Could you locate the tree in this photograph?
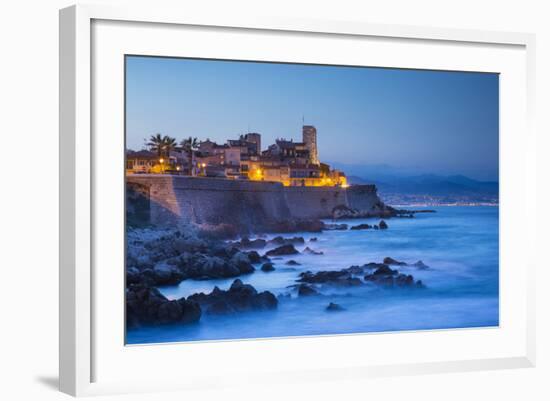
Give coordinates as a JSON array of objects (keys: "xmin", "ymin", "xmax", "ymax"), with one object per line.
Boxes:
[
  {"xmin": 163, "ymin": 136, "xmax": 177, "ymax": 156},
  {"xmin": 147, "ymin": 133, "xmax": 165, "ymax": 158},
  {"xmin": 147, "ymin": 133, "xmax": 177, "ymax": 158},
  {"xmin": 181, "ymin": 136, "xmax": 199, "ymax": 160},
  {"xmin": 180, "ymin": 137, "xmax": 200, "ymax": 176}
]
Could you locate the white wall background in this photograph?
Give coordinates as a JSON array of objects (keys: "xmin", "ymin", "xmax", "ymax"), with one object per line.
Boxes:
[{"xmin": 0, "ymin": 0, "xmax": 547, "ymax": 400}]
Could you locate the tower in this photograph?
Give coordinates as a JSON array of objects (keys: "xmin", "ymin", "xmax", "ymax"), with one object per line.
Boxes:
[
  {"xmin": 244, "ymin": 133, "xmax": 261, "ymax": 155},
  {"xmin": 302, "ymin": 125, "xmax": 319, "ymax": 165}
]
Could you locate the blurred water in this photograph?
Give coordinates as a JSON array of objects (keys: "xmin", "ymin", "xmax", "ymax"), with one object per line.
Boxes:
[{"xmin": 127, "ymin": 206, "xmax": 499, "ymax": 344}]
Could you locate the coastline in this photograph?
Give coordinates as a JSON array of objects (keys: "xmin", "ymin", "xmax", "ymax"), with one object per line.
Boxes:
[{"xmin": 126, "ymin": 206, "xmax": 499, "ymax": 343}]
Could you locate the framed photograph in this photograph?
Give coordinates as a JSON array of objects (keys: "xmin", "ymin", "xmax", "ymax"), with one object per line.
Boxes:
[{"xmin": 59, "ymin": 4, "xmax": 536, "ymax": 396}]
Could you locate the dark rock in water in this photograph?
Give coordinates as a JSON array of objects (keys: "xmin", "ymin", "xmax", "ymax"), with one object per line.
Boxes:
[
  {"xmin": 364, "ymin": 268, "xmax": 419, "ymax": 288},
  {"xmin": 286, "ymin": 260, "xmax": 301, "ymax": 266},
  {"xmin": 343, "ymin": 265, "xmax": 365, "ymax": 275},
  {"xmin": 298, "ymin": 270, "xmax": 363, "ymax": 287},
  {"xmin": 324, "ymin": 223, "xmax": 349, "ymax": 231},
  {"xmin": 373, "ymin": 265, "xmax": 397, "ymax": 275},
  {"xmin": 209, "ymin": 244, "xmax": 240, "ymax": 259},
  {"xmin": 293, "ymin": 220, "xmax": 325, "ymax": 233},
  {"xmin": 230, "ymin": 252, "xmax": 256, "ymax": 273},
  {"xmin": 126, "ymin": 284, "xmax": 201, "ymax": 328},
  {"xmin": 373, "ymin": 225, "xmax": 379, "ymax": 230},
  {"xmin": 395, "ymin": 274, "xmax": 415, "ymax": 286},
  {"xmin": 303, "ymin": 247, "xmax": 324, "ymax": 255},
  {"xmin": 137, "ymin": 263, "xmax": 185, "ymax": 286},
  {"xmin": 383, "ymin": 257, "xmax": 407, "ymax": 266},
  {"xmin": 265, "ymin": 244, "xmax": 299, "ymax": 256},
  {"xmin": 238, "ymin": 237, "xmax": 267, "ymax": 249},
  {"xmin": 297, "ymin": 283, "xmax": 319, "ymax": 297},
  {"xmin": 270, "ymin": 219, "xmax": 324, "ymax": 233},
  {"xmin": 246, "ymin": 250, "xmax": 262, "ymax": 264},
  {"xmin": 379, "ymin": 220, "xmax": 389, "ymax": 229},
  {"xmin": 350, "ymin": 223, "xmax": 372, "ymax": 230},
  {"xmin": 363, "ymin": 262, "xmax": 387, "ymax": 270},
  {"xmin": 268, "ymin": 236, "xmax": 305, "ymax": 246},
  {"xmin": 188, "ymin": 279, "xmax": 278, "ymax": 315},
  {"xmin": 176, "ymin": 252, "xmax": 255, "ymax": 280},
  {"xmin": 326, "ymin": 302, "xmax": 345, "ymax": 312},
  {"xmin": 261, "ymin": 262, "xmax": 275, "ymax": 272},
  {"xmin": 413, "ymin": 260, "xmax": 429, "ymax": 269},
  {"xmin": 310, "ymin": 237, "xmax": 318, "ymax": 242}
]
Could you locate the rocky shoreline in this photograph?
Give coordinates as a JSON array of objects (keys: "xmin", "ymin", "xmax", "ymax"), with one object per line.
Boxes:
[{"xmin": 126, "ymin": 222, "xmax": 429, "ymax": 329}]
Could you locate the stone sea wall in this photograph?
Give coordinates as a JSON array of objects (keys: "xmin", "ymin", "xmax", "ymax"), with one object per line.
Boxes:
[{"xmin": 126, "ymin": 175, "xmax": 383, "ymax": 231}]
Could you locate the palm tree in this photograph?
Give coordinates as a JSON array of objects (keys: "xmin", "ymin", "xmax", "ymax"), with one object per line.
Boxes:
[
  {"xmin": 163, "ymin": 136, "xmax": 177, "ymax": 157},
  {"xmin": 147, "ymin": 134, "xmax": 177, "ymax": 158},
  {"xmin": 181, "ymin": 136, "xmax": 199, "ymax": 159},
  {"xmin": 180, "ymin": 137, "xmax": 200, "ymax": 176},
  {"xmin": 147, "ymin": 133, "xmax": 165, "ymax": 158}
]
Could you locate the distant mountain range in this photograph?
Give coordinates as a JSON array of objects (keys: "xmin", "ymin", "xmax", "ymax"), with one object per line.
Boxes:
[
  {"xmin": 348, "ymin": 173, "xmax": 499, "ymax": 197},
  {"xmin": 328, "ymin": 162, "xmax": 498, "ymax": 205}
]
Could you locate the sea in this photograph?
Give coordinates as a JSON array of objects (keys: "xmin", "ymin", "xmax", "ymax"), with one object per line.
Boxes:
[{"xmin": 126, "ymin": 206, "xmax": 499, "ymax": 344}]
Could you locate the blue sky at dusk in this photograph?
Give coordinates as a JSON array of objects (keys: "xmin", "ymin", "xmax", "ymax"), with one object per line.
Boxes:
[{"xmin": 126, "ymin": 56, "xmax": 499, "ymax": 181}]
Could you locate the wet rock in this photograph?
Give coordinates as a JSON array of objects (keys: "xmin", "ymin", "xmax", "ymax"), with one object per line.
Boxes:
[
  {"xmin": 364, "ymin": 269, "xmax": 421, "ymax": 288},
  {"xmin": 178, "ymin": 253, "xmax": 254, "ymax": 280},
  {"xmin": 209, "ymin": 244, "xmax": 240, "ymax": 259},
  {"xmin": 383, "ymin": 257, "xmax": 407, "ymax": 266},
  {"xmin": 373, "ymin": 225, "xmax": 379, "ymax": 230},
  {"xmin": 265, "ymin": 244, "xmax": 299, "ymax": 256},
  {"xmin": 343, "ymin": 265, "xmax": 365, "ymax": 275},
  {"xmin": 297, "ymin": 283, "xmax": 319, "ymax": 297},
  {"xmin": 413, "ymin": 260, "xmax": 429, "ymax": 269},
  {"xmin": 298, "ymin": 270, "xmax": 363, "ymax": 287},
  {"xmin": 137, "ymin": 263, "xmax": 184, "ymax": 286},
  {"xmin": 373, "ymin": 265, "xmax": 397, "ymax": 275},
  {"xmin": 363, "ymin": 262, "xmax": 386, "ymax": 270},
  {"xmin": 188, "ymin": 279, "xmax": 278, "ymax": 315},
  {"xmin": 303, "ymin": 247, "xmax": 324, "ymax": 255},
  {"xmin": 350, "ymin": 223, "xmax": 372, "ymax": 230},
  {"xmin": 310, "ymin": 237, "xmax": 318, "ymax": 242},
  {"xmin": 326, "ymin": 302, "xmax": 345, "ymax": 312},
  {"xmin": 261, "ymin": 262, "xmax": 275, "ymax": 272},
  {"xmin": 237, "ymin": 237, "xmax": 267, "ymax": 249},
  {"xmin": 324, "ymin": 223, "xmax": 349, "ymax": 231},
  {"xmin": 246, "ymin": 250, "xmax": 262, "ymax": 264},
  {"xmin": 286, "ymin": 260, "xmax": 301, "ymax": 266},
  {"xmin": 268, "ymin": 236, "xmax": 305, "ymax": 246},
  {"xmin": 379, "ymin": 220, "xmax": 389, "ymax": 229},
  {"xmin": 293, "ymin": 220, "xmax": 325, "ymax": 233},
  {"xmin": 126, "ymin": 284, "xmax": 201, "ymax": 328},
  {"xmin": 230, "ymin": 252, "xmax": 255, "ymax": 272}
]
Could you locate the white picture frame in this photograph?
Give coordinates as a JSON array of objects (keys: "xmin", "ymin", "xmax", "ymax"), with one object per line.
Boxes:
[{"xmin": 59, "ymin": 3, "xmax": 536, "ymax": 397}]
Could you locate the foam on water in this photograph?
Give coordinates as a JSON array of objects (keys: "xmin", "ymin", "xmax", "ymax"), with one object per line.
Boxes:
[{"xmin": 127, "ymin": 206, "xmax": 499, "ymax": 344}]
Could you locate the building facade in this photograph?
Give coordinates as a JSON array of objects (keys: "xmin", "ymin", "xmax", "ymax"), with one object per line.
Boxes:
[{"xmin": 126, "ymin": 124, "xmax": 347, "ymax": 187}]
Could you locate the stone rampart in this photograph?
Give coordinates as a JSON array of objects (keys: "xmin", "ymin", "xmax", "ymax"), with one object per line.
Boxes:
[{"xmin": 126, "ymin": 176, "xmax": 383, "ymax": 230}]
